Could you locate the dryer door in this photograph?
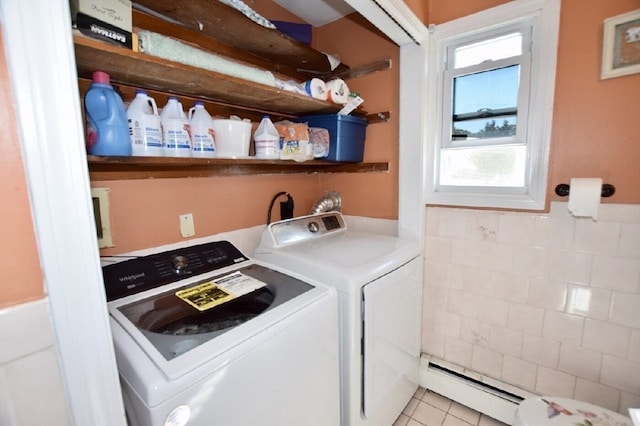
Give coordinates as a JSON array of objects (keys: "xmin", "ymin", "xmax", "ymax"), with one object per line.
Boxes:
[{"xmin": 362, "ymin": 256, "xmax": 422, "ymax": 424}]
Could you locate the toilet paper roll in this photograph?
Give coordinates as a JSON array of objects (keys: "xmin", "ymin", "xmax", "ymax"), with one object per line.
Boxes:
[
  {"xmin": 568, "ymin": 178, "xmax": 603, "ymax": 220},
  {"xmin": 301, "ymin": 78, "xmax": 328, "ymax": 101},
  {"xmin": 326, "ymin": 78, "xmax": 349, "ymax": 104}
]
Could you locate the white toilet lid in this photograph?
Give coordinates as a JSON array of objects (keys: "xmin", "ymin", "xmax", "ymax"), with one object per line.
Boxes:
[{"xmin": 516, "ymin": 397, "xmax": 632, "ymax": 426}]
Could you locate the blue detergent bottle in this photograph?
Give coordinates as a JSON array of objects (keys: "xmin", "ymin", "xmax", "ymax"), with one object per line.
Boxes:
[{"xmin": 84, "ymin": 71, "xmax": 131, "ymax": 156}]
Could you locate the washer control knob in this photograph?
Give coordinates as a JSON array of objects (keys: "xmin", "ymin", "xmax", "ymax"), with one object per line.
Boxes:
[
  {"xmin": 308, "ymin": 221, "xmax": 320, "ymax": 233},
  {"xmin": 173, "ymin": 255, "xmax": 189, "ymax": 273}
]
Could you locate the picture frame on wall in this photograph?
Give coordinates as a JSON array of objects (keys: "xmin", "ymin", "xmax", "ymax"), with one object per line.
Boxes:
[{"xmin": 601, "ymin": 9, "xmax": 640, "ymax": 79}]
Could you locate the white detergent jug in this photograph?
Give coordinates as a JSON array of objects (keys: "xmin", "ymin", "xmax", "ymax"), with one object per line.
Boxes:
[
  {"xmin": 127, "ymin": 90, "xmax": 163, "ymax": 157},
  {"xmin": 160, "ymin": 96, "xmax": 192, "ymax": 158},
  {"xmin": 254, "ymin": 115, "xmax": 280, "ymax": 159},
  {"xmin": 188, "ymin": 102, "xmax": 216, "ymax": 158}
]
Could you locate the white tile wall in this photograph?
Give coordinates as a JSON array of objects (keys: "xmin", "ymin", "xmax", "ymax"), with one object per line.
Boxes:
[
  {"xmin": 422, "ymin": 202, "xmax": 640, "ymax": 414},
  {"xmin": 0, "ymin": 300, "xmax": 70, "ymax": 425}
]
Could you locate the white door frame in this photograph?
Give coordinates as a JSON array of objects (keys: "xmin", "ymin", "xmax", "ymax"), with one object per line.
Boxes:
[
  {"xmin": 0, "ymin": 1, "xmax": 126, "ymax": 424},
  {"xmin": 342, "ymin": 0, "xmax": 429, "ymax": 244}
]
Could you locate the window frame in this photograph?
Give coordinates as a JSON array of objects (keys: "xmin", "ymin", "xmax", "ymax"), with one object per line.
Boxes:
[
  {"xmin": 424, "ymin": 0, "xmax": 561, "ymax": 210},
  {"xmin": 443, "ymin": 23, "xmax": 532, "ymax": 149}
]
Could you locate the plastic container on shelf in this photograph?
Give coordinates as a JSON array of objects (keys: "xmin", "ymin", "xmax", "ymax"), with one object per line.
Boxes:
[
  {"xmin": 84, "ymin": 71, "xmax": 131, "ymax": 156},
  {"xmin": 211, "ymin": 119, "xmax": 252, "ymax": 158},
  {"xmin": 188, "ymin": 102, "xmax": 216, "ymax": 158},
  {"xmin": 253, "ymin": 115, "xmax": 280, "ymax": 159},
  {"xmin": 160, "ymin": 96, "xmax": 192, "ymax": 158},
  {"xmin": 295, "ymin": 114, "xmax": 367, "ymax": 162},
  {"xmin": 126, "ymin": 90, "xmax": 163, "ymax": 157}
]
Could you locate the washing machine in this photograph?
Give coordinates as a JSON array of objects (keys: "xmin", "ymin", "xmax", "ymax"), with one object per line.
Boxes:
[
  {"xmin": 101, "ymin": 240, "xmax": 340, "ymax": 426},
  {"xmin": 254, "ymin": 212, "xmax": 423, "ymax": 426}
]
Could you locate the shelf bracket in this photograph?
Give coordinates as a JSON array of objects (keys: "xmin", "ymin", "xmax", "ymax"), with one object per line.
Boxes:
[
  {"xmin": 366, "ymin": 111, "xmax": 391, "ymax": 124},
  {"xmin": 330, "ymin": 58, "xmax": 392, "ymax": 81}
]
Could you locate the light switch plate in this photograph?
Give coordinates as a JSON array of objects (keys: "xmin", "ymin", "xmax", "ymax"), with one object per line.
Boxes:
[
  {"xmin": 179, "ymin": 213, "xmax": 195, "ymax": 237},
  {"xmin": 91, "ymin": 187, "xmax": 113, "ymax": 248}
]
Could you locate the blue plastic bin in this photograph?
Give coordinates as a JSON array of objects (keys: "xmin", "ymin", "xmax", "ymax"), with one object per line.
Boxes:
[
  {"xmin": 272, "ymin": 21, "xmax": 312, "ymax": 45},
  {"xmin": 297, "ymin": 114, "xmax": 367, "ymax": 162}
]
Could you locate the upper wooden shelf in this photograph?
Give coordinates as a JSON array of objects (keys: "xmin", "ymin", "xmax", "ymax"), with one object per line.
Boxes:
[
  {"xmin": 87, "ymin": 155, "xmax": 389, "ymax": 180},
  {"xmin": 132, "ymin": 0, "xmax": 350, "ymax": 78},
  {"xmin": 75, "ymin": 2, "xmax": 392, "ymax": 179},
  {"xmin": 74, "ymin": 35, "xmax": 344, "ymax": 117}
]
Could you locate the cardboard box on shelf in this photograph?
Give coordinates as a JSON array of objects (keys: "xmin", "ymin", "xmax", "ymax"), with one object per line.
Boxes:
[{"xmin": 70, "ymin": 0, "xmax": 132, "ymax": 48}]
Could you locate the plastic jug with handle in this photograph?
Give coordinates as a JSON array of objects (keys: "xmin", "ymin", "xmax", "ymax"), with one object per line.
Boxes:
[
  {"xmin": 160, "ymin": 96, "xmax": 192, "ymax": 158},
  {"xmin": 84, "ymin": 71, "xmax": 131, "ymax": 156},
  {"xmin": 127, "ymin": 90, "xmax": 163, "ymax": 156},
  {"xmin": 188, "ymin": 102, "xmax": 216, "ymax": 158},
  {"xmin": 254, "ymin": 115, "xmax": 280, "ymax": 159}
]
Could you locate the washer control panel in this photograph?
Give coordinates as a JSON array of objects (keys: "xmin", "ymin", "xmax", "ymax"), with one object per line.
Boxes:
[
  {"xmin": 268, "ymin": 212, "xmax": 346, "ymax": 247},
  {"xmin": 101, "ymin": 241, "xmax": 249, "ymax": 301}
]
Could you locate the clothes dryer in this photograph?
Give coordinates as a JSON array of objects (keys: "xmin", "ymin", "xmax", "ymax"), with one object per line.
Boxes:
[{"xmin": 255, "ymin": 212, "xmax": 423, "ymax": 426}]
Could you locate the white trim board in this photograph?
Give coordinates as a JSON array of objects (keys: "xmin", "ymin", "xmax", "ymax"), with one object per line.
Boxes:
[{"xmin": 0, "ymin": 1, "xmax": 126, "ymax": 424}]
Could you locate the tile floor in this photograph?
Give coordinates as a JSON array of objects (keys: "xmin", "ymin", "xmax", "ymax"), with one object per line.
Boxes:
[{"xmin": 394, "ymin": 387, "xmax": 510, "ymax": 426}]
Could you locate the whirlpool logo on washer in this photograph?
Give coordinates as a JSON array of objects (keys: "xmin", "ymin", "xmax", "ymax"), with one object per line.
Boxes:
[{"xmin": 119, "ymin": 273, "xmax": 146, "ymax": 283}]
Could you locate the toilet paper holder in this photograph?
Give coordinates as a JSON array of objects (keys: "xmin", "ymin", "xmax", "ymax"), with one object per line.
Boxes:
[{"xmin": 555, "ymin": 183, "xmax": 615, "ymax": 197}]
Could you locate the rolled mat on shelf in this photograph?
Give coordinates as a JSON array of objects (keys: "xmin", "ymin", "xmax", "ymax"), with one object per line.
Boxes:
[{"xmin": 137, "ymin": 30, "xmax": 276, "ymax": 87}]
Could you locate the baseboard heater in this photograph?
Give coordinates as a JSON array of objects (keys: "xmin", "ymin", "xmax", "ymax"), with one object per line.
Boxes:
[{"xmin": 419, "ymin": 355, "xmax": 537, "ymax": 425}]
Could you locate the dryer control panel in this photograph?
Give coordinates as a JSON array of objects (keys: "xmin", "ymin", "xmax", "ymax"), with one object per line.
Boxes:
[{"xmin": 267, "ymin": 212, "xmax": 347, "ymax": 247}]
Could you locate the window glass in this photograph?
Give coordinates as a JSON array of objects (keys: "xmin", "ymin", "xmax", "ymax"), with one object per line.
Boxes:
[
  {"xmin": 453, "ymin": 32, "xmax": 522, "ymax": 68},
  {"xmin": 452, "ymin": 64, "xmax": 520, "ymax": 140},
  {"xmin": 440, "ymin": 145, "xmax": 527, "ymax": 187}
]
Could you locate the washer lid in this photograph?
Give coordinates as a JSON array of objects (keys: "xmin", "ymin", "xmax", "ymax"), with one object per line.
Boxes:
[
  {"xmin": 109, "ymin": 262, "xmax": 327, "ymax": 380},
  {"xmin": 517, "ymin": 397, "xmax": 632, "ymax": 426}
]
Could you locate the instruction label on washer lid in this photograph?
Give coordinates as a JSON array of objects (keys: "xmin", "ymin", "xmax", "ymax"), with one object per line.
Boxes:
[{"xmin": 175, "ymin": 271, "xmax": 267, "ymax": 311}]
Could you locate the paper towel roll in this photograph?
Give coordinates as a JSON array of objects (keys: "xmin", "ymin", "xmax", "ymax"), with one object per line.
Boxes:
[
  {"xmin": 326, "ymin": 78, "xmax": 349, "ymax": 104},
  {"xmin": 568, "ymin": 178, "xmax": 603, "ymax": 220},
  {"xmin": 302, "ymin": 78, "xmax": 328, "ymax": 101}
]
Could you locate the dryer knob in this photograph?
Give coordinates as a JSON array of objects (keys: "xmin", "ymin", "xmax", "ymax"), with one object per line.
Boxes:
[
  {"xmin": 172, "ymin": 255, "xmax": 189, "ymax": 273},
  {"xmin": 308, "ymin": 221, "xmax": 319, "ymax": 233}
]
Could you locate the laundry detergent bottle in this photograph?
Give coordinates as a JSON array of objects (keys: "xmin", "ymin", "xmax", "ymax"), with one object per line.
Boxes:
[
  {"xmin": 188, "ymin": 102, "xmax": 216, "ymax": 158},
  {"xmin": 160, "ymin": 96, "xmax": 192, "ymax": 157},
  {"xmin": 127, "ymin": 90, "xmax": 163, "ymax": 157},
  {"xmin": 254, "ymin": 115, "xmax": 280, "ymax": 159},
  {"xmin": 84, "ymin": 71, "xmax": 131, "ymax": 156}
]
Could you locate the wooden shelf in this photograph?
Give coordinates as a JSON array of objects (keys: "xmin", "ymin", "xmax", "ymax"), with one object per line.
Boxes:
[
  {"xmin": 76, "ymin": 1, "xmax": 393, "ymax": 181},
  {"xmin": 74, "ymin": 36, "xmax": 344, "ymax": 116},
  {"xmin": 87, "ymin": 155, "xmax": 389, "ymax": 180},
  {"xmin": 132, "ymin": 0, "xmax": 349, "ymax": 77}
]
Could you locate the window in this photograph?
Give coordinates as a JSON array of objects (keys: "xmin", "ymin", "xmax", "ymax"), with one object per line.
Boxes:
[{"xmin": 425, "ymin": 0, "xmax": 560, "ymax": 210}]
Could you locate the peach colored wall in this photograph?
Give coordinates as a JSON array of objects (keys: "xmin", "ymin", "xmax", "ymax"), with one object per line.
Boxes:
[
  {"xmin": 549, "ymin": 0, "xmax": 640, "ymax": 203},
  {"xmin": 428, "ymin": 0, "xmax": 510, "ymax": 25},
  {"xmin": 97, "ymin": 175, "xmax": 322, "ymax": 255},
  {"xmin": 253, "ymin": 1, "xmax": 400, "ymax": 219},
  {"xmin": 315, "ymin": 14, "xmax": 400, "ymax": 219},
  {"xmin": 426, "ymin": 0, "xmax": 640, "ymax": 205},
  {"xmin": 0, "ymin": 29, "xmax": 45, "ymax": 308},
  {"xmin": 404, "ymin": 0, "xmax": 428, "ymax": 23}
]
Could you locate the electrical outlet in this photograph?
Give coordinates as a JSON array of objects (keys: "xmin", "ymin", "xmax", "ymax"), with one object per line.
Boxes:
[{"xmin": 179, "ymin": 213, "xmax": 195, "ymax": 237}]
